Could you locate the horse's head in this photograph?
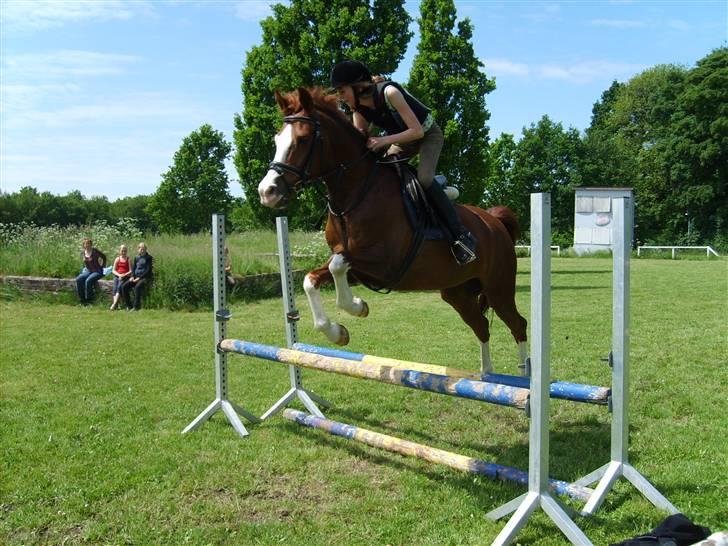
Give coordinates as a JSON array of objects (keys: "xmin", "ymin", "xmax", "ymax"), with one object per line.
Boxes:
[{"xmin": 258, "ymin": 87, "xmax": 322, "ymax": 209}]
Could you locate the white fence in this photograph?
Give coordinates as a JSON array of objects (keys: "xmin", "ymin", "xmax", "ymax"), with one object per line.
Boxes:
[
  {"xmin": 637, "ymin": 245, "xmax": 720, "ymax": 259},
  {"xmin": 515, "ymin": 245, "xmax": 561, "ymax": 256}
]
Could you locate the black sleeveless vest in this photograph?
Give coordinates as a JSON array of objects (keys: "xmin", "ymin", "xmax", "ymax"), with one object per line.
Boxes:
[{"xmin": 356, "ymin": 81, "xmax": 431, "ymax": 135}]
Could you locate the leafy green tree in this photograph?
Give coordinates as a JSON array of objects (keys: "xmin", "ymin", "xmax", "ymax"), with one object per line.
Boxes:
[
  {"xmin": 407, "ymin": 0, "xmax": 494, "ymax": 204},
  {"xmin": 233, "ymin": 0, "xmax": 412, "ymax": 229},
  {"xmin": 110, "ymin": 195, "xmax": 155, "ymax": 233},
  {"xmin": 666, "ymin": 47, "xmax": 727, "ymax": 245},
  {"xmin": 591, "ymin": 65, "xmax": 688, "ymax": 243},
  {"xmin": 148, "ymin": 124, "xmax": 233, "ymax": 234},
  {"xmin": 582, "ymin": 51, "xmax": 727, "ymax": 245},
  {"xmin": 511, "ymin": 116, "xmax": 584, "ymax": 238},
  {"xmin": 0, "ymin": 191, "xmax": 20, "ymax": 224},
  {"xmin": 581, "ymin": 80, "xmax": 635, "ymax": 188},
  {"xmin": 482, "ymin": 133, "xmax": 523, "ymax": 213},
  {"xmin": 1, "ymin": 186, "xmax": 41, "ymax": 224}
]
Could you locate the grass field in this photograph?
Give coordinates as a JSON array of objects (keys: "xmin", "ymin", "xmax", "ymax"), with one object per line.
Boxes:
[{"xmin": 1, "ymin": 257, "xmax": 726, "ymax": 545}]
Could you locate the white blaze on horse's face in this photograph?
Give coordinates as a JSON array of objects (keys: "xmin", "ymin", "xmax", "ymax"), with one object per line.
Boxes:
[{"xmin": 258, "ymin": 123, "xmax": 294, "ymax": 208}]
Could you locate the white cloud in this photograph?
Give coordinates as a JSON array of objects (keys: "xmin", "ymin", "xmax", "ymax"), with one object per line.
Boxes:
[
  {"xmin": 482, "ymin": 57, "xmax": 647, "ymax": 84},
  {"xmin": 484, "ymin": 58, "xmax": 530, "ymax": 77},
  {"xmin": 233, "ymin": 0, "xmax": 275, "ymax": 22},
  {"xmin": 535, "ymin": 61, "xmax": 646, "ymax": 84},
  {"xmin": 1, "ymin": 50, "xmax": 142, "ymax": 81},
  {"xmin": 2, "ymin": 90, "xmax": 206, "ymax": 130},
  {"xmin": 590, "ymin": 18, "xmax": 647, "ymax": 28},
  {"xmin": 667, "ymin": 19, "xmax": 691, "ymax": 31},
  {"xmin": 523, "ymin": 3, "xmax": 562, "ymax": 23},
  {"xmin": 0, "ymin": 0, "xmax": 152, "ymax": 32}
]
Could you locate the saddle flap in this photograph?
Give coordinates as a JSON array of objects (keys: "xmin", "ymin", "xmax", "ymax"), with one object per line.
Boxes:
[{"xmin": 397, "ymin": 163, "xmax": 447, "ymax": 241}]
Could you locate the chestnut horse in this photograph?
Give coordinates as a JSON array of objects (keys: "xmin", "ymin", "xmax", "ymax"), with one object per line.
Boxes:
[{"xmin": 258, "ymin": 87, "xmax": 527, "ymax": 374}]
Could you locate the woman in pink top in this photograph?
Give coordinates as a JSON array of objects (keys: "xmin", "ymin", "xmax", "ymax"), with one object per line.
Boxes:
[{"xmin": 109, "ymin": 244, "xmax": 131, "ymax": 310}]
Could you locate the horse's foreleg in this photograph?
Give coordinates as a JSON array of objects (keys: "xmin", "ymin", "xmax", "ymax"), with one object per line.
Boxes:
[
  {"xmin": 303, "ymin": 268, "xmax": 349, "ymax": 346},
  {"xmin": 329, "ymin": 254, "xmax": 369, "ymax": 318}
]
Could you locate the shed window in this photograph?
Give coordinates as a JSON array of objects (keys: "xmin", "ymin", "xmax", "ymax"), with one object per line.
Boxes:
[
  {"xmin": 594, "ymin": 197, "xmax": 611, "ymax": 213},
  {"xmin": 576, "ymin": 196, "xmax": 593, "ymax": 213}
]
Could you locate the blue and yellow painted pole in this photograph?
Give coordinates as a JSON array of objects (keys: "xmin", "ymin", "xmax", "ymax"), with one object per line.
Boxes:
[
  {"xmin": 219, "ymin": 339, "xmax": 530, "ymax": 409},
  {"xmin": 283, "ymin": 409, "xmax": 594, "ymax": 502}
]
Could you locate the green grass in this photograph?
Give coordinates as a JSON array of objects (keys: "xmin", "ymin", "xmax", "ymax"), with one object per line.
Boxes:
[{"xmin": 1, "ymin": 258, "xmax": 726, "ymax": 545}]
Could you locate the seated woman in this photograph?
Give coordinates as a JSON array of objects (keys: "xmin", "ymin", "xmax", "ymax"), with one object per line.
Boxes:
[
  {"xmin": 75, "ymin": 238, "xmax": 107, "ymax": 304},
  {"xmin": 109, "ymin": 244, "xmax": 132, "ymax": 310},
  {"xmin": 121, "ymin": 243, "xmax": 153, "ymax": 311}
]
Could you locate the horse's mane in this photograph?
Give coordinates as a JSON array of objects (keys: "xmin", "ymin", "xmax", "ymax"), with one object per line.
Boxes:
[{"xmin": 287, "ymin": 87, "xmax": 367, "ymax": 146}]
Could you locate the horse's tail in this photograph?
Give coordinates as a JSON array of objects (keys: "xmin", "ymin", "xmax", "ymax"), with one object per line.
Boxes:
[{"xmin": 486, "ymin": 206, "xmax": 520, "ymax": 244}]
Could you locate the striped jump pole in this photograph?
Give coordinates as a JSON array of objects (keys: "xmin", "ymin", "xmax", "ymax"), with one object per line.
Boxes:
[
  {"xmin": 219, "ymin": 340, "xmax": 530, "ymax": 409},
  {"xmin": 283, "ymin": 409, "xmax": 594, "ymax": 503},
  {"xmin": 292, "ymin": 343, "xmax": 611, "ymax": 405}
]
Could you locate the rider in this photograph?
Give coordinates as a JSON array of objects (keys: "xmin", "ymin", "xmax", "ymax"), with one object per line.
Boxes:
[{"xmin": 330, "ymin": 60, "xmax": 478, "ymax": 265}]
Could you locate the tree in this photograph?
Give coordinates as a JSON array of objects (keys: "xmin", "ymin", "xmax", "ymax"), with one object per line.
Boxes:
[
  {"xmin": 581, "ymin": 80, "xmax": 635, "ymax": 188},
  {"xmin": 666, "ymin": 47, "xmax": 728, "ymax": 245},
  {"xmin": 482, "ymin": 133, "xmax": 521, "ymax": 210},
  {"xmin": 581, "ymin": 51, "xmax": 727, "ymax": 245},
  {"xmin": 590, "ymin": 64, "xmax": 688, "ymax": 243},
  {"xmin": 110, "ymin": 195, "xmax": 155, "ymax": 233},
  {"xmin": 148, "ymin": 124, "xmax": 233, "ymax": 234},
  {"xmin": 407, "ymin": 0, "xmax": 494, "ymax": 204},
  {"xmin": 233, "ymin": 0, "xmax": 412, "ymax": 229},
  {"xmin": 511, "ymin": 116, "xmax": 584, "ymax": 237}
]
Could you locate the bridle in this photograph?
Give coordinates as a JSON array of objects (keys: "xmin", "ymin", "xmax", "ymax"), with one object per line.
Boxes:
[{"xmin": 268, "ymin": 115, "xmax": 322, "ymax": 193}]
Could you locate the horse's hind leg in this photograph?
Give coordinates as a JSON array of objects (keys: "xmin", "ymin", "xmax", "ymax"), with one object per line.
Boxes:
[
  {"xmin": 440, "ymin": 284, "xmax": 494, "ymax": 375},
  {"xmin": 488, "ymin": 291, "xmax": 528, "ymax": 375},
  {"xmin": 303, "ymin": 265, "xmax": 350, "ymax": 346}
]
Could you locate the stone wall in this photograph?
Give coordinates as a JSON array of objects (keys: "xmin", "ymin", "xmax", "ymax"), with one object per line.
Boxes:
[{"xmin": 0, "ymin": 275, "xmax": 114, "ymax": 295}]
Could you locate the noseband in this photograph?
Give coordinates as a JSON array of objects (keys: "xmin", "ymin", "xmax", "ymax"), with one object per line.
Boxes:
[{"xmin": 268, "ymin": 115, "xmax": 321, "ymax": 192}]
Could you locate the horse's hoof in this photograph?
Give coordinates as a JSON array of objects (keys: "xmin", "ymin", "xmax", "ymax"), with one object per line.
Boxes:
[
  {"xmin": 358, "ymin": 301, "xmax": 369, "ymax": 318},
  {"xmin": 336, "ymin": 325, "xmax": 350, "ymax": 346}
]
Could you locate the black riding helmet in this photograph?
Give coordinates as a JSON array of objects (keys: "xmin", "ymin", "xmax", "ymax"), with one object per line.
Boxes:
[{"xmin": 330, "ymin": 60, "xmax": 372, "ymax": 88}]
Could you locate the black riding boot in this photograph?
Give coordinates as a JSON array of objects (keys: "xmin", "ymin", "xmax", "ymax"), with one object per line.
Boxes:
[{"xmin": 425, "ymin": 183, "xmax": 478, "ymax": 265}]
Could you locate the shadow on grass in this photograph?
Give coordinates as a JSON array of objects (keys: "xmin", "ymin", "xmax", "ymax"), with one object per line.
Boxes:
[{"xmin": 276, "ymin": 414, "xmax": 690, "ymax": 542}]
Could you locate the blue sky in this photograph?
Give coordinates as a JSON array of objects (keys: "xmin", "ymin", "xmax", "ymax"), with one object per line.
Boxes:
[{"xmin": 1, "ymin": 0, "xmax": 726, "ymax": 200}]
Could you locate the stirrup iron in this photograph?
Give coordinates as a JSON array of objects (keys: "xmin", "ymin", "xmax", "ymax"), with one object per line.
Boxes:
[{"xmin": 452, "ymin": 238, "xmax": 476, "ymax": 265}]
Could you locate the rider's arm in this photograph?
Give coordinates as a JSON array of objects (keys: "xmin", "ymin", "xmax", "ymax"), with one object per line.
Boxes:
[
  {"xmin": 380, "ymin": 86, "xmax": 424, "ymax": 145},
  {"xmin": 352, "ymin": 111, "xmax": 370, "ymax": 137}
]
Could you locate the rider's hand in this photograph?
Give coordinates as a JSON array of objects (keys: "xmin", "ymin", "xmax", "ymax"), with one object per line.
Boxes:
[{"xmin": 366, "ymin": 136, "xmax": 388, "ymax": 152}]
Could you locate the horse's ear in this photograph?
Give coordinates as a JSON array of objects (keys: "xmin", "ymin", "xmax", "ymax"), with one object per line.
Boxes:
[
  {"xmin": 274, "ymin": 90, "xmax": 287, "ymax": 112},
  {"xmin": 297, "ymin": 87, "xmax": 314, "ymax": 112}
]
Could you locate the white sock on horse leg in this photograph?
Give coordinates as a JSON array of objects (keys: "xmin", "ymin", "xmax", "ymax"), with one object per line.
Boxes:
[
  {"xmin": 329, "ymin": 254, "xmax": 366, "ymax": 316},
  {"xmin": 480, "ymin": 342, "xmax": 493, "ymax": 375},
  {"xmin": 303, "ymin": 274, "xmax": 344, "ymax": 343},
  {"xmin": 518, "ymin": 341, "xmax": 528, "ymax": 373}
]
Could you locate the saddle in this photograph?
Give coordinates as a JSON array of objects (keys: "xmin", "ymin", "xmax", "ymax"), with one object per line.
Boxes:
[{"xmin": 389, "ymin": 159, "xmax": 454, "ymax": 242}]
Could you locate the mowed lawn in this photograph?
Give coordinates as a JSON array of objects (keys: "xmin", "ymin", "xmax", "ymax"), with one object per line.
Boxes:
[{"xmin": 1, "ymin": 257, "xmax": 726, "ymax": 545}]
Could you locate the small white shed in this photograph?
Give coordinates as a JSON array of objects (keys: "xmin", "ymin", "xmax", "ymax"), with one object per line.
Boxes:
[{"xmin": 573, "ymin": 187, "xmax": 633, "ymax": 255}]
